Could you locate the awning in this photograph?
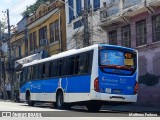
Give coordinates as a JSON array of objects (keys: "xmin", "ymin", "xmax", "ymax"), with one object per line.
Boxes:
[{"xmin": 15, "ymin": 51, "xmax": 43, "ymax": 71}]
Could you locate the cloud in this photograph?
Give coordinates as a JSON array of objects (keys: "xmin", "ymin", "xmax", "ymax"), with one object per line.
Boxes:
[{"xmin": 1, "ymin": 0, "xmax": 12, "ymax": 4}]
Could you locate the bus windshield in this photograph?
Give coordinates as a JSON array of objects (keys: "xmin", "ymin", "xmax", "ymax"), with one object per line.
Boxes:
[{"xmin": 99, "ymin": 49, "xmax": 136, "ymax": 71}]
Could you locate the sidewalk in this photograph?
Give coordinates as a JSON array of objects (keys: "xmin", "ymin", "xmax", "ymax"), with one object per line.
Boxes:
[{"xmin": 102, "ymin": 104, "xmax": 160, "ymax": 113}]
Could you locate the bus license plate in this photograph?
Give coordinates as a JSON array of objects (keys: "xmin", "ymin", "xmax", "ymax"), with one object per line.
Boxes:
[
  {"xmin": 113, "ymin": 89, "xmax": 121, "ymax": 94},
  {"xmin": 106, "ymin": 88, "xmax": 111, "ymax": 93},
  {"xmin": 125, "ymin": 59, "xmax": 133, "ymax": 66}
]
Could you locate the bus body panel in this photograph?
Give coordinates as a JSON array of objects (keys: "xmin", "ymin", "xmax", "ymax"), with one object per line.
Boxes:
[
  {"xmin": 20, "ymin": 75, "xmax": 91, "ymax": 102},
  {"xmin": 98, "ymin": 72, "xmax": 137, "ymax": 95},
  {"xmin": 20, "ymin": 44, "xmax": 138, "ymax": 105}
]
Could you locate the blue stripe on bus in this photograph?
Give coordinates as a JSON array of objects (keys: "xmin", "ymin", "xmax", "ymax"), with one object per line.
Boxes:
[{"xmin": 20, "ymin": 75, "xmax": 91, "ymax": 93}]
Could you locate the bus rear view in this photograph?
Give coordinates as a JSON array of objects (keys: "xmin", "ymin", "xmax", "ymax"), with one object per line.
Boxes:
[{"xmin": 93, "ymin": 45, "xmax": 138, "ymax": 103}]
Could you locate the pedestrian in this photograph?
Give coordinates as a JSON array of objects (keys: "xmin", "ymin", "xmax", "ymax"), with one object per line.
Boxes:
[{"xmin": 5, "ymin": 82, "xmax": 11, "ymax": 100}]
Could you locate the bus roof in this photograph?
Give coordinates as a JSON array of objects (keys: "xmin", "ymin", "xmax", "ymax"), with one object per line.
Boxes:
[
  {"xmin": 98, "ymin": 44, "xmax": 136, "ymax": 51},
  {"xmin": 23, "ymin": 44, "xmax": 136, "ymax": 67},
  {"xmin": 23, "ymin": 44, "xmax": 99, "ymax": 67}
]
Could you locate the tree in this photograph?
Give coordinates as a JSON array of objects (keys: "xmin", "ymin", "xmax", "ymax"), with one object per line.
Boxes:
[
  {"xmin": 22, "ymin": 0, "xmax": 53, "ymax": 17},
  {"xmin": 0, "ymin": 21, "xmax": 6, "ymax": 33}
]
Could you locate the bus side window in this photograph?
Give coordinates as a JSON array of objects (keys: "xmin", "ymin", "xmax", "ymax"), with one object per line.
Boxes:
[
  {"xmin": 52, "ymin": 60, "xmax": 58, "ymax": 77},
  {"xmin": 69, "ymin": 57, "xmax": 75, "ymax": 75},
  {"xmin": 30, "ymin": 66, "xmax": 34, "ymax": 80},
  {"xmin": 57, "ymin": 60, "xmax": 62, "ymax": 76},
  {"xmin": 45, "ymin": 62, "xmax": 50, "ymax": 78},
  {"xmin": 78, "ymin": 52, "xmax": 91, "ymax": 74},
  {"xmin": 61, "ymin": 58, "xmax": 70, "ymax": 76},
  {"xmin": 75, "ymin": 56, "xmax": 80, "ymax": 75},
  {"xmin": 50, "ymin": 61, "xmax": 54, "ymax": 77},
  {"xmin": 21, "ymin": 67, "xmax": 27, "ymax": 85},
  {"xmin": 78, "ymin": 53, "xmax": 87, "ymax": 74},
  {"xmin": 38, "ymin": 64, "xmax": 43, "ymax": 79},
  {"xmin": 84, "ymin": 53, "xmax": 90, "ymax": 73},
  {"xmin": 25, "ymin": 67, "xmax": 28, "ymax": 82},
  {"xmin": 34, "ymin": 64, "xmax": 39, "ymax": 79},
  {"xmin": 42, "ymin": 63, "xmax": 45, "ymax": 78},
  {"xmin": 27, "ymin": 67, "xmax": 31, "ymax": 81}
]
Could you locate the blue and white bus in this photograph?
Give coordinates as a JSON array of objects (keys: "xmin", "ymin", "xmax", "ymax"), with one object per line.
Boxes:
[{"xmin": 20, "ymin": 44, "xmax": 138, "ymax": 111}]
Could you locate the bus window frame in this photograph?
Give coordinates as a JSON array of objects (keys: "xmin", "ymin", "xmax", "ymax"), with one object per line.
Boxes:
[{"xmin": 21, "ymin": 50, "xmax": 94, "ymax": 81}]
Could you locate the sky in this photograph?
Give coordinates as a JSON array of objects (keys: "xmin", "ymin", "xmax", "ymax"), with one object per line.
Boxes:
[{"xmin": 0, "ymin": 0, "xmax": 37, "ymax": 29}]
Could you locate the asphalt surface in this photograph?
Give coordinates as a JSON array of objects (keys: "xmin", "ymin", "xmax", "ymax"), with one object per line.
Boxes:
[{"xmin": 0, "ymin": 100, "xmax": 159, "ymax": 120}]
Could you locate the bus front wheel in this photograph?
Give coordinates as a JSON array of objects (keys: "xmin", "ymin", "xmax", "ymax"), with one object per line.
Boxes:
[{"xmin": 26, "ymin": 93, "xmax": 34, "ymax": 106}]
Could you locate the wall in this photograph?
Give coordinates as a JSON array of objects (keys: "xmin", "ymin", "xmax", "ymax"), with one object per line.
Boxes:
[
  {"xmin": 28, "ymin": 2, "xmax": 66, "ymax": 56},
  {"xmin": 17, "ymin": 17, "xmax": 27, "ymax": 33},
  {"xmin": 103, "ymin": 7, "xmax": 160, "ymax": 107},
  {"xmin": 11, "ymin": 32, "xmax": 25, "ymax": 59},
  {"xmin": 65, "ymin": 0, "xmax": 107, "ymax": 50}
]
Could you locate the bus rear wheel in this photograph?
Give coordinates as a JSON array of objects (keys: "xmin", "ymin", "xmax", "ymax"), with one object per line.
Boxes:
[
  {"xmin": 86, "ymin": 101, "xmax": 102, "ymax": 112},
  {"xmin": 56, "ymin": 91, "xmax": 64, "ymax": 109}
]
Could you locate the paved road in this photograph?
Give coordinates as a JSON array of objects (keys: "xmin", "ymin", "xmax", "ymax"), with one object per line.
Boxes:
[{"xmin": 0, "ymin": 101, "xmax": 159, "ymax": 120}]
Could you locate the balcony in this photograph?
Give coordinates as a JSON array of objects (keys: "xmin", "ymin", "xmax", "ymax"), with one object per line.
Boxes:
[
  {"xmin": 123, "ymin": 0, "xmax": 143, "ymax": 9},
  {"xmin": 122, "ymin": 0, "xmax": 145, "ymax": 17},
  {"xmin": 99, "ymin": 0, "xmax": 160, "ymax": 27},
  {"xmin": 100, "ymin": 0, "xmax": 120, "ymax": 22},
  {"xmin": 147, "ymin": 0, "xmax": 160, "ymax": 6}
]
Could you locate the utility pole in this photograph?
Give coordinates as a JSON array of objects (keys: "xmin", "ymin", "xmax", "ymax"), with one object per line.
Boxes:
[
  {"xmin": 0, "ymin": 23, "xmax": 2, "ymax": 91},
  {"xmin": 83, "ymin": 0, "xmax": 90, "ymax": 47},
  {"xmin": 7, "ymin": 9, "xmax": 14, "ymax": 100},
  {"xmin": 0, "ymin": 21, "xmax": 7, "ymax": 100}
]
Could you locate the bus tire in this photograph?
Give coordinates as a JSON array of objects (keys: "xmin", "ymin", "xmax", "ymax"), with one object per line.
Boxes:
[
  {"xmin": 26, "ymin": 93, "xmax": 34, "ymax": 106},
  {"xmin": 56, "ymin": 91, "xmax": 64, "ymax": 109},
  {"xmin": 86, "ymin": 101, "xmax": 102, "ymax": 112}
]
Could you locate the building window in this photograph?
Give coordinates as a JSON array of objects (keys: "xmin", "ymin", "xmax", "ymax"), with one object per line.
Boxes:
[
  {"xmin": 50, "ymin": 22, "xmax": 55, "ymax": 43},
  {"xmin": 39, "ymin": 26, "xmax": 47, "ymax": 46},
  {"xmin": 108, "ymin": 30, "xmax": 117, "ymax": 45},
  {"xmin": 73, "ymin": 19, "xmax": 83, "ymax": 29},
  {"xmin": 54, "ymin": 20, "xmax": 60, "ymax": 41},
  {"xmin": 121, "ymin": 25, "xmax": 131, "ymax": 47},
  {"xmin": 18, "ymin": 45, "xmax": 21, "ymax": 58},
  {"xmin": 33, "ymin": 31, "xmax": 36, "ymax": 50},
  {"xmin": 136, "ymin": 20, "xmax": 147, "ymax": 46},
  {"xmin": 88, "ymin": 0, "xmax": 90, "ymax": 8},
  {"xmin": 93, "ymin": 0, "xmax": 100, "ymax": 11},
  {"xmin": 29, "ymin": 33, "xmax": 34, "ymax": 51},
  {"xmin": 76, "ymin": 0, "xmax": 82, "ymax": 16},
  {"xmin": 50, "ymin": 20, "xmax": 60, "ymax": 43},
  {"xmin": 68, "ymin": 0, "xmax": 74, "ymax": 23},
  {"xmin": 152, "ymin": 14, "xmax": 160, "ymax": 42}
]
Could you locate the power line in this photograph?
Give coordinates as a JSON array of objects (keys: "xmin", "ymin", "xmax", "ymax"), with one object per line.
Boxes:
[{"xmin": 8, "ymin": 0, "xmax": 26, "ymax": 10}]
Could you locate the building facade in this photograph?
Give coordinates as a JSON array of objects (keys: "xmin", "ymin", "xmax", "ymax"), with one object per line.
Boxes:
[
  {"xmin": 65, "ymin": 0, "xmax": 107, "ymax": 50},
  {"xmin": 27, "ymin": 0, "xmax": 66, "ymax": 56},
  {"xmin": 10, "ymin": 24, "xmax": 26, "ymax": 95},
  {"xmin": 99, "ymin": 0, "xmax": 160, "ymax": 106},
  {"xmin": 4, "ymin": 0, "xmax": 67, "ymax": 100}
]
